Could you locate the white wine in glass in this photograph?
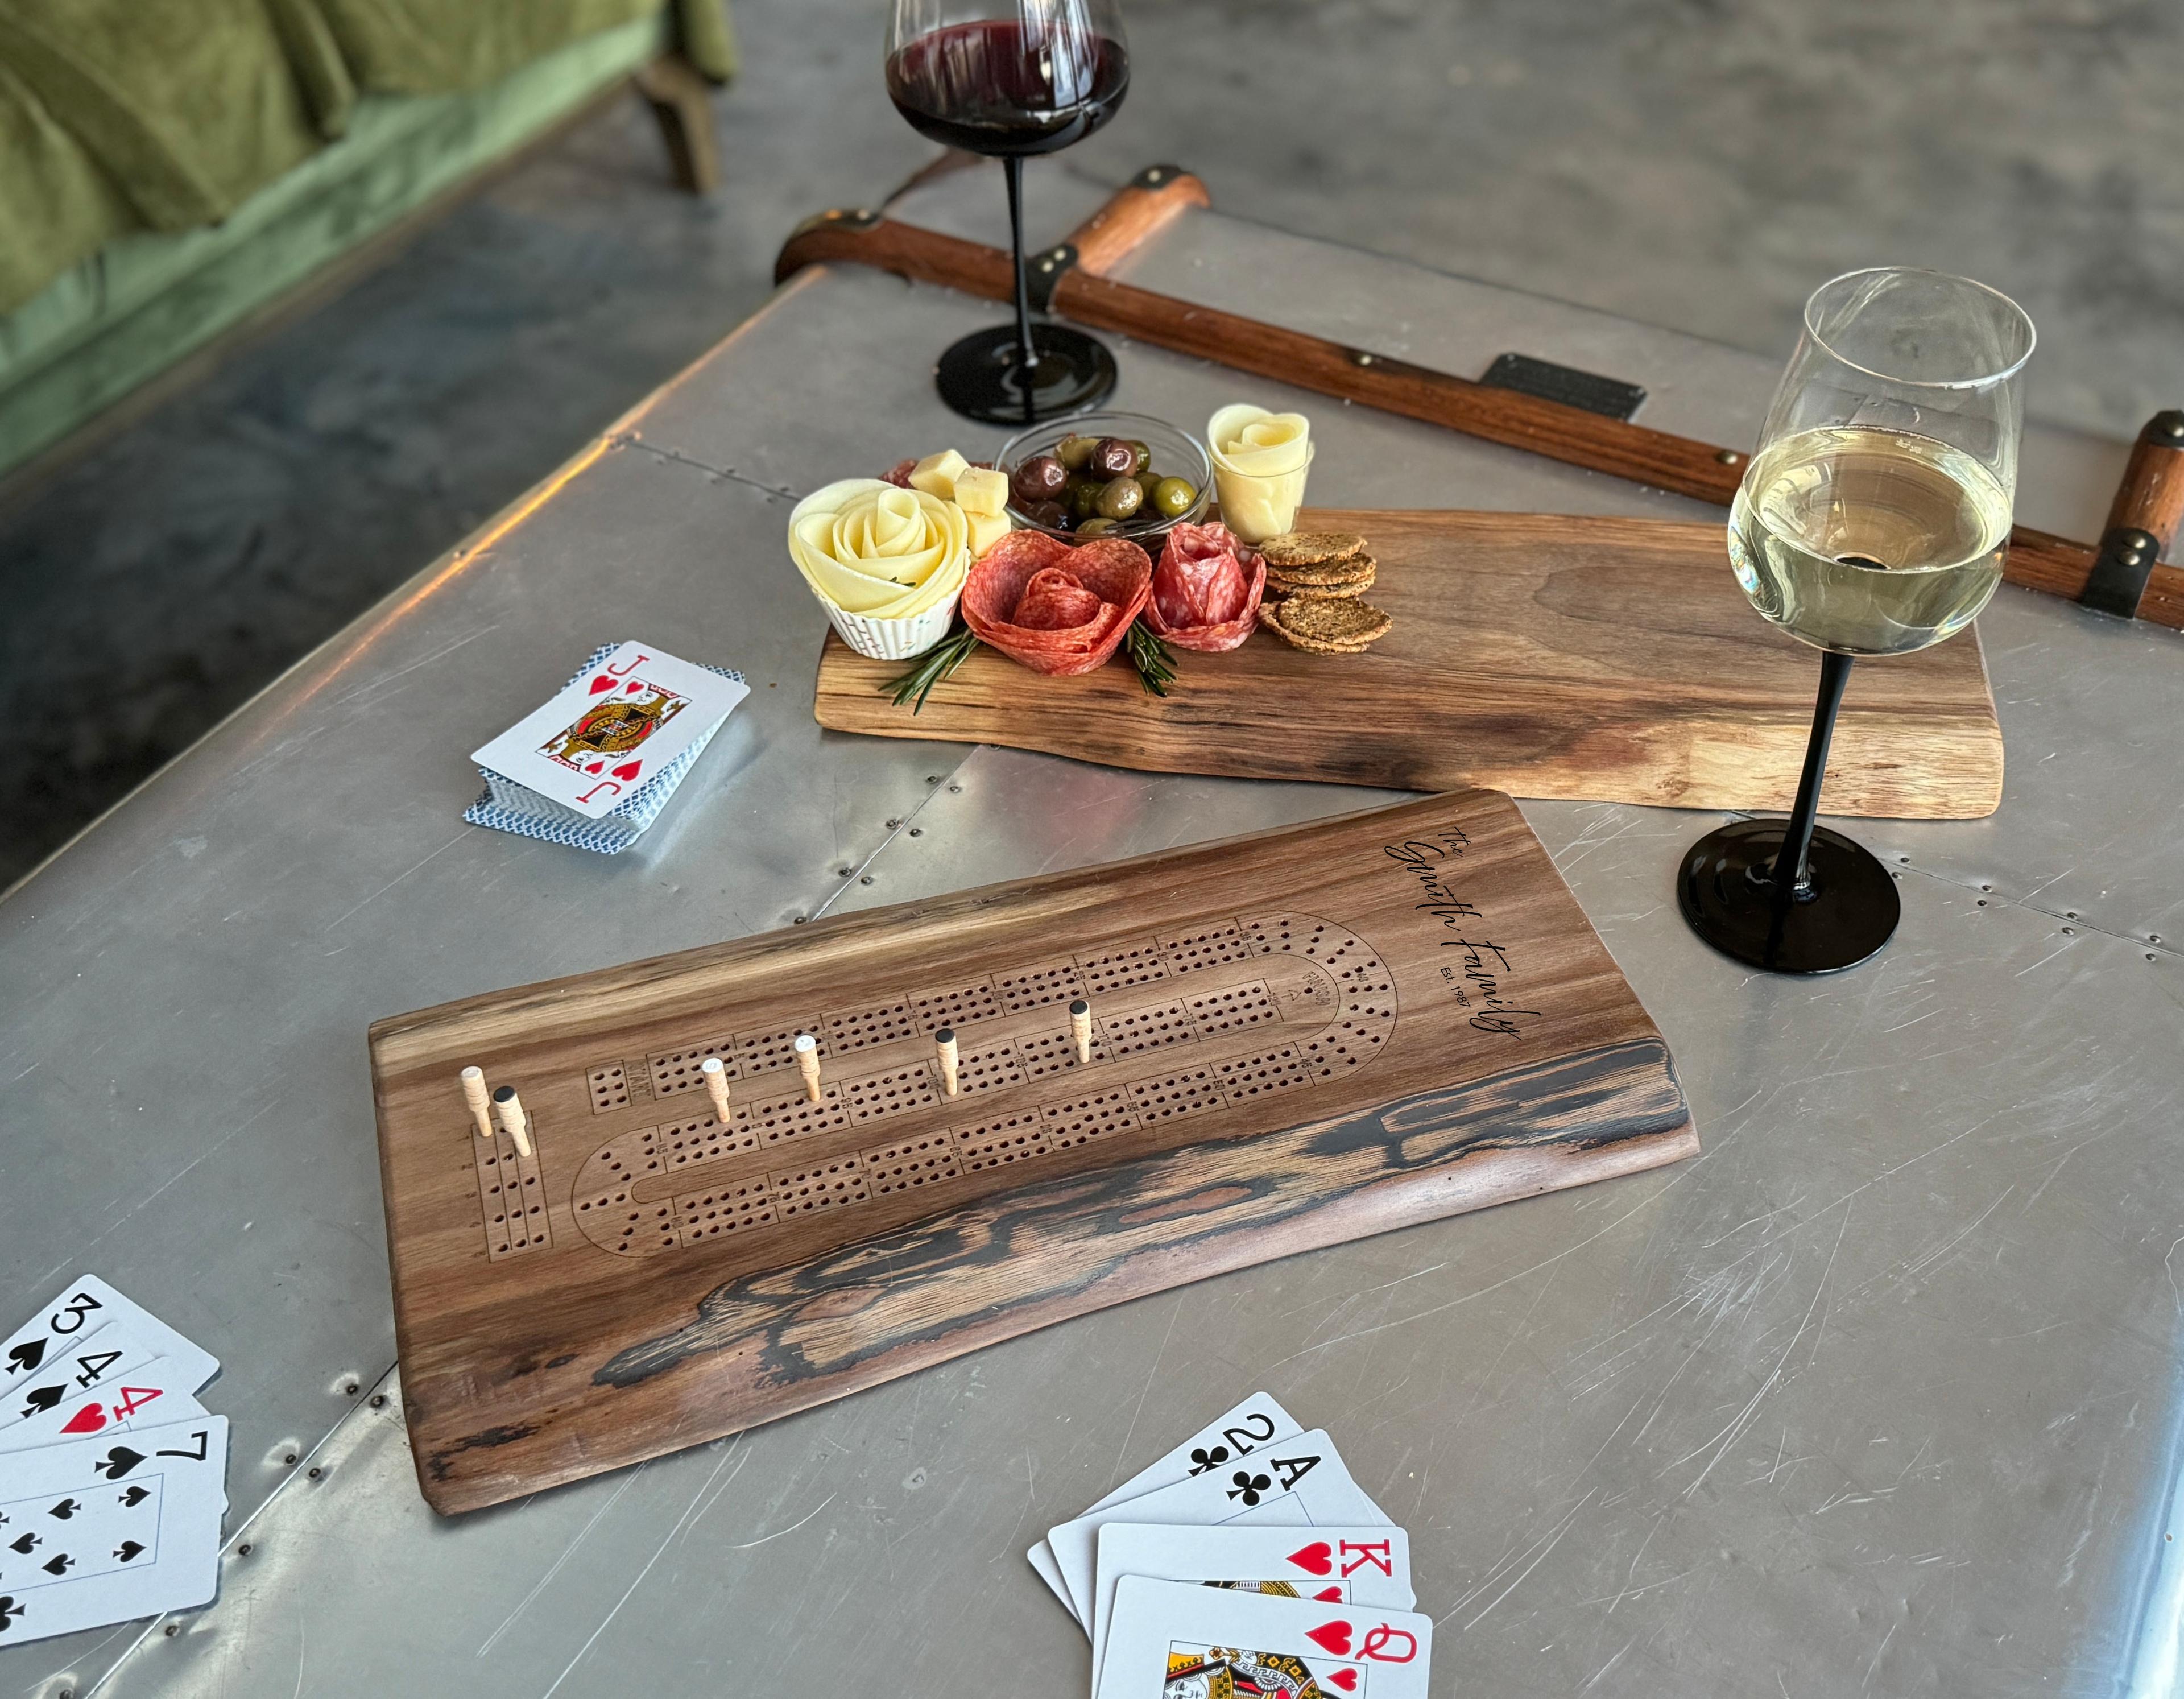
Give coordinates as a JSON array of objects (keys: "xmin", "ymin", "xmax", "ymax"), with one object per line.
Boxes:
[
  {"xmin": 1729, "ymin": 425, "xmax": 2012, "ymax": 656},
  {"xmin": 1680, "ymin": 267, "xmax": 2034, "ymax": 974}
]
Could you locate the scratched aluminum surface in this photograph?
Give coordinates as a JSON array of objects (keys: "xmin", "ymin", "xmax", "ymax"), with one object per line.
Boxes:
[{"xmin": 0, "ymin": 161, "xmax": 2177, "ymax": 1697}]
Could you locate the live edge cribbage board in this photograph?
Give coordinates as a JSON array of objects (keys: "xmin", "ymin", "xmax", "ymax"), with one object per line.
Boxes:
[{"xmin": 370, "ymin": 791, "xmax": 1697, "ymax": 1513}]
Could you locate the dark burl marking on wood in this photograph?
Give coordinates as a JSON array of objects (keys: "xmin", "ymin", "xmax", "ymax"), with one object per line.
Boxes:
[
  {"xmin": 424, "ymin": 1423, "xmax": 540, "ymax": 1482},
  {"xmin": 594, "ymin": 1040, "xmax": 1685, "ymax": 1394}
]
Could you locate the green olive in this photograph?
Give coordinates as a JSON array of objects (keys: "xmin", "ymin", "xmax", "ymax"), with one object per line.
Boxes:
[
  {"xmin": 1095, "ymin": 476, "xmax": 1145, "ymax": 520},
  {"xmin": 1076, "ymin": 516, "xmax": 1119, "ymax": 537},
  {"xmin": 1069, "ymin": 478, "xmax": 1105, "ymax": 520},
  {"xmin": 1126, "ymin": 439, "xmax": 1152, "ymax": 476},
  {"xmin": 1054, "ymin": 433, "xmax": 1099, "ymax": 472},
  {"xmin": 1150, "ymin": 477, "xmax": 1198, "ymax": 519}
]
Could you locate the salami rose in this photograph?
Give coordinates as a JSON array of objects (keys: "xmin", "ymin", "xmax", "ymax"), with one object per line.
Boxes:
[
  {"xmin": 1143, "ymin": 522, "xmax": 1265, "ymax": 652},
  {"xmin": 962, "ymin": 531, "xmax": 1153, "ymax": 677},
  {"xmin": 879, "ymin": 458, "xmax": 918, "ymax": 490}
]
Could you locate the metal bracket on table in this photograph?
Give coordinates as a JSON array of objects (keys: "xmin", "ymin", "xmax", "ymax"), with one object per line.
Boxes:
[
  {"xmin": 1480, "ymin": 352, "xmax": 1648, "ymax": 421},
  {"xmin": 2079, "ymin": 526, "xmax": 2161, "ymax": 619},
  {"xmin": 785, "ymin": 206, "xmax": 883, "ymax": 242}
]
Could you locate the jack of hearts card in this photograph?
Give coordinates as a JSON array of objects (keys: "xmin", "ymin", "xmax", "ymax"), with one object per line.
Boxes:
[{"xmin": 470, "ymin": 641, "xmax": 747, "ymax": 819}]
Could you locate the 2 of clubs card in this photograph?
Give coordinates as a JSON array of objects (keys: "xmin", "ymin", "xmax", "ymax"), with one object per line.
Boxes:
[{"xmin": 470, "ymin": 641, "xmax": 748, "ymax": 820}]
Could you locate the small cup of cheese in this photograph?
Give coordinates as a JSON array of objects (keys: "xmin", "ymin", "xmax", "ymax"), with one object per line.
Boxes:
[{"xmin": 1206, "ymin": 404, "xmax": 1313, "ymax": 544}]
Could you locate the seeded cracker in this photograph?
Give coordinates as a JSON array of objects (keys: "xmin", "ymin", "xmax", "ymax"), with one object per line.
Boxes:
[
  {"xmin": 1260, "ymin": 531, "xmax": 1367, "ymax": 569},
  {"xmin": 1265, "ymin": 552, "xmax": 1379, "ymax": 589},
  {"xmin": 1270, "ymin": 562, "xmax": 1376, "ymax": 601},
  {"xmin": 1259, "ymin": 597, "xmax": 1393, "ymax": 652}
]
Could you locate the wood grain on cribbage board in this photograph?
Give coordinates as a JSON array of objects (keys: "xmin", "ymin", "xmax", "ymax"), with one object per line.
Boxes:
[
  {"xmin": 812, "ymin": 508, "xmax": 2004, "ymax": 820},
  {"xmin": 370, "ymin": 791, "xmax": 1696, "ymax": 1514}
]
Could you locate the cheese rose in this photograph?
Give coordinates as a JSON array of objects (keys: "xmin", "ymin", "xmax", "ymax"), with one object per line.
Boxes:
[
  {"xmin": 788, "ymin": 478, "xmax": 970, "ymax": 621},
  {"xmin": 1206, "ymin": 404, "xmax": 1314, "ymax": 544}
]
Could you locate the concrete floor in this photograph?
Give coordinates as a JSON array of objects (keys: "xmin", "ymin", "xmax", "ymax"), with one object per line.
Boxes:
[{"xmin": 3, "ymin": 0, "xmax": 2179, "ymax": 887}]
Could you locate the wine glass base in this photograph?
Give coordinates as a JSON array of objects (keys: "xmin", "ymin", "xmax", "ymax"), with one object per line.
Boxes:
[
  {"xmin": 934, "ymin": 323, "xmax": 1117, "ymax": 424},
  {"xmin": 1677, "ymin": 819, "xmax": 1901, "ymax": 974}
]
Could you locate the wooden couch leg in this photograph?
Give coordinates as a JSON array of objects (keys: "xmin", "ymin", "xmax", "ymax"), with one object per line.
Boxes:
[{"xmin": 634, "ymin": 54, "xmax": 719, "ymax": 194}]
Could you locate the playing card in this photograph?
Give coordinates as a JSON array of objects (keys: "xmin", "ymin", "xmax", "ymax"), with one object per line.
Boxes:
[
  {"xmin": 0, "ymin": 1326, "xmax": 163, "ymax": 1431},
  {"xmin": 1028, "ymin": 1392, "xmax": 1302, "ymax": 1620},
  {"xmin": 1090, "ymin": 1526, "xmax": 1413, "ymax": 1686},
  {"xmin": 0, "ymin": 1414, "xmax": 230, "ymax": 1646},
  {"xmin": 0, "ymin": 1356, "xmax": 205, "ymax": 1454},
  {"xmin": 471, "ymin": 641, "xmax": 748, "ymax": 820},
  {"xmin": 1048, "ymin": 1430, "xmax": 1389, "ymax": 1627},
  {"xmin": 0, "ymin": 1278, "xmax": 217, "ymax": 1399},
  {"xmin": 1095, "ymin": 1576, "xmax": 1432, "ymax": 1699}
]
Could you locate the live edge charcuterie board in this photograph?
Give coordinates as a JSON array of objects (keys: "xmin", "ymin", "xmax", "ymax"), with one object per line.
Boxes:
[
  {"xmin": 369, "ymin": 791, "xmax": 1696, "ymax": 1514},
  {"xmin": 813, "ymin": 509, "xmax": 2005, "ymax": 819}
]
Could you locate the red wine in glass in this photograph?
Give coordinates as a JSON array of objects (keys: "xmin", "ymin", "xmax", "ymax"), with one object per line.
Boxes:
[{"xmin": 884, "ymin": 3, "xmax": 1130, "ymax": 423}]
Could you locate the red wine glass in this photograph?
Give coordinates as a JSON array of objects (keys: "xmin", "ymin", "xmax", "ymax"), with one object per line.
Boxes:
[{"xmin": 886, "ymin": 0, "xmax": 1128, "ymax": 424}]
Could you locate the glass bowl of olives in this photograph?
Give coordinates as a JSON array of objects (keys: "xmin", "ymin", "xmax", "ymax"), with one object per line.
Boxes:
[{"xmin": 996, "ymin": 411, "xmax": 1213, "ymax": 547}]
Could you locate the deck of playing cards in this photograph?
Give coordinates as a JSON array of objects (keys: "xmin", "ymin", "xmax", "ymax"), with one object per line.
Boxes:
[
  {"xmin": 465, "ymin": 640, "xmax": 750, "ymax": 854},
  {"xmin": 1031, "ymin": 1394, "xmax": 1433, "ymax": 1696},
  {"xmin": 0, "ymin": 1278, "xmax": 230, "ymax": 1646}
]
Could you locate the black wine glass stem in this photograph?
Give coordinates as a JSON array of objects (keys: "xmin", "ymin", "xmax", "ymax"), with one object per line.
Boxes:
[
  {"xmin": 1777, "ymin": 648, "xmax": 1855, "ymax": 894},
  {"xmin": 1003, "ymin": 155, "xmax": 1039, "ymax": 395}
]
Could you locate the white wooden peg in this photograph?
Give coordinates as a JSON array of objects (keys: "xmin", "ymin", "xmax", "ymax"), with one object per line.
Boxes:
[
  {"xmin": 794, "ymin": 1032, "xmax": 823, "ymax": 1103},
  {"xmin": 701, "ymin": 1055, "xmax": 733, "ymax": 1125},
  {"xmin": 936, "ymin": 1028, "xmax": 959, "ymax": 1097},
  {"xmin": 492, "ymin": 1085, "xmax": 533, "ymax": 1160},
  {"xmin": 460, "ymin": 1066, "xmax": 494, "ymax": 1140},
  {"xmin": 1070, "ymin": 998, "xmax": 1093, "ymax": 1066}
]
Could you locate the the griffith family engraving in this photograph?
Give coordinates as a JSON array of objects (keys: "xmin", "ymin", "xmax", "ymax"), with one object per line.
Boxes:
[{"xmin": 1384, "ymin": 830, "xmax": 1542, "ymax": 1038}]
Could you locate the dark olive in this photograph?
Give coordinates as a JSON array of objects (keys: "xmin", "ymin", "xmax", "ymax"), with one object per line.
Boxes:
[
  {"xmin": 1150, "ymin": 477, "xmax": 1198, "ymax": 519},
  {"xmin": 1054, "ymin": 433, "xmax": 1100, "ymax": 472},
  {"xmin": 1095, "ymin": 476, "xmax": 1145, "ymax": 520},
  {"xmin": 1089, "ymin": 436, "xmax": 1138, "ymax": 478},
  {"xmin": 1010, "ymin": 454, "xmax": 1068, "ymax": 505},
  {"xmin": 1126, "ymin": 439, "xmax": 1152, "ymax": 476},
  {"xmin": 1024, "ymin": 498, "xmax": 1070, "ymax": 532},
  {"xmin": 1076, "ymin": 516, "xmax": 1119, "ymax": 537}
]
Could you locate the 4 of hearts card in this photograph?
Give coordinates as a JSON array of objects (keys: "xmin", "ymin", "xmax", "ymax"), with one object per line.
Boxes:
[
  {"xmin": 1094, "ymin": 1576, "xmax": 1433, "ymax": 1698},
  {"xmin": 470, "ymin": 640, "xmax": 749, "ymax": 821}
]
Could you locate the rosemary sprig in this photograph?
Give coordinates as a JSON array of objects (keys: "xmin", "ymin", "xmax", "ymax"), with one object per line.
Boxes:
[
  {"xmin": 880, "ymin": 623, "xmax": 982, "ymax": 713},
  {"xmin": 1124, "ymin": 619, "xmax": 1177, "ymax": 697}
]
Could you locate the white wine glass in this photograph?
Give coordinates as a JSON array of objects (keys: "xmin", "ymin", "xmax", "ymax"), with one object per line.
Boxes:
[{"xmin": 1678, "ymin": 267, "xmax": 2035, "ymax": 973}]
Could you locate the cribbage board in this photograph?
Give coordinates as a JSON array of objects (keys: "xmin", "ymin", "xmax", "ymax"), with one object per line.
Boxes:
[{"xmin": 370, "ymin": 791, "xmax": 1697, "ymax": 1514}]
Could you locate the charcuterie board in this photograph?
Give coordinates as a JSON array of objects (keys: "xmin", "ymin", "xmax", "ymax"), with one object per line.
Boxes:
[
  {"xmin": 813, "ymin": 509, "xmax": 2004, "ymax": 819},
  {"xmin": 371, "ymin": 791, "xmax": 1695, "ymax": 1514}
]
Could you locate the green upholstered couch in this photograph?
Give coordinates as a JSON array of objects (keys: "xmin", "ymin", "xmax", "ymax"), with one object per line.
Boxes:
[{"xmin": 0, "ymin": 0, "xmax": 735, "ymax": 479}]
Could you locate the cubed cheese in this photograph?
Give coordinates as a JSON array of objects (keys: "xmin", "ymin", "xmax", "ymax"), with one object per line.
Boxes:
[
  {"xmin": 908, "ymin": 449, "xmax": 969, "ymax": 500},
  {"xmin": 952, "ymin": 464, "xmax": 1009, "ymax": 516},
  {"xmin": 966, "ymin": 508, "xmax": 1014, "ymax": 556}
]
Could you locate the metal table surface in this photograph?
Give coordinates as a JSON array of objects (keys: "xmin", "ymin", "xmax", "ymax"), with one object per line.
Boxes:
[{"xmin": 2, "ymin": 162, "xmax": 2178, "ymax": 1698}]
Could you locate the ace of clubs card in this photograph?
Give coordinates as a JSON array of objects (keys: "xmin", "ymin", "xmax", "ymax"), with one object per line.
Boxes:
[
  {"xmin": 471, "ymin": 642, "xmax": 747, "ymax": 819},
  {"xmin": 1047, "ymin": 1429, "xmax": 1391, "ymax": 1626}
]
